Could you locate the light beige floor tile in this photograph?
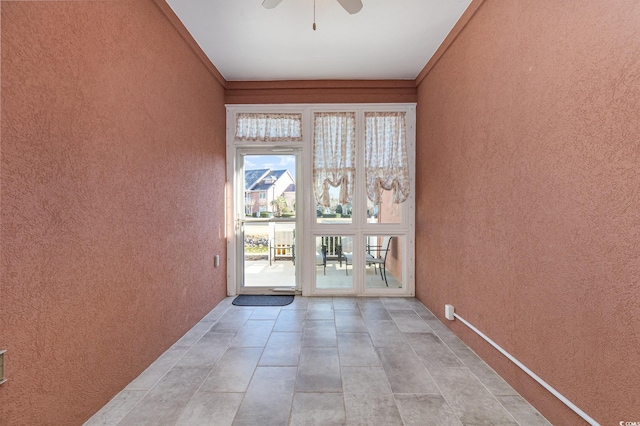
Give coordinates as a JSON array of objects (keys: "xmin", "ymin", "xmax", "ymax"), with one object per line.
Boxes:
[
  {"xmin": 405, "ymin": 332, "xmax": 464, "ymax": 370},
  {"xmin": 394, "ymin": 394, "xmax": 462, "ymax": 426},
  {"xmin": 454, "ymin": 348, "xmax": 518, "ymax": 396},
  {"xmin": 341, "ymin": 367, "xmax": 391, "ymax": 395},
  {"xmin": 337, "ymin": 333, "xmax": 380, "ymax": 367},
  {"xmin": 175, "ymin": 332, "xmax": 234, "ymax": 367},
  {"xmin": 335, "ymin": 310, "xmax": 368, "ymax": 333},
  {"xmin": 119, "ymin": 366, "xmax": 210, "ymax": 426},
  {"xmin": 282, "ymin": 296, "xmax": 309, "ymax": 310},
  {"xmin": 200, "ymin": 347, "xmax": 263, "ymax": 392},
  {"xmin": 296, "ymin": 347, "xmax": 342, "ymax": 392},
  {"xmin": 290, "ymin": 393, "xmax": 346, "ymax": 426},
  {"xmin": 497, "ymin": 395, "xmax": 552, "ymax": 426},
  {"xmin": 125, "ymin": 347, "xmax": 188, "ymax": 391},
  {"xmin": 343, "ymin": 393, "xmax": 403, "ymax": 426},
  {"xmin": 84, "ymin": 390, "xmax": 145, "ymax": 426},
  {"xmin": 250, "ymin": 306, "xmax": 282, "ymax": 320},
  {"xmin": 380, "ymin": 298, "xmax": 414, "ymax": 310},
  {"xmin": 366, "ymin": 320, "xmax": 409, "ymax": 348},
  {"xmin": 259, "ymin": 331, "xmax": 303, "ymax": 366},
  {"xmin": 200, "ymin": 298, "xmax": 232, "ymax": 322},
  {"xmin": 176, "ymin": 392, "xmax": 244, "ymax": 426},
  {"xmin": 273, "ymin": 309, "xmax": 306, "ymax": 332},
  {"xmin": 233, "ymin": 366, "xmax": 297, "ymax": 426},
  {"xmin": 210, "ymin": 308, "xmax": 254, "ymax": 333},
  {"xmin": 376, "ymin": 346, "xmax": 440, "ymax": 395},
  {"xmin": 388, "ymin": 309, "xmax": 431, "ymax": 333},
  {"xmin": 307, "ymin": 301, "xmax": 335, "ymax": 320},
  {"xmin": 230, "ymin": 319, "xmax": 275, "ymax": 347},
  {"xmin": 431, "ymin": 367, "xmax": 518, "ymax": 425},
  {"xmin": 332, "ymin": 297, "xmax": 359, "ymax": 310},
  {"xmin": 359, "ymin": 303, "xmax": 392, "ymax": 321},
  {"xmin": 173, "ymin": 321, "xmax": 215, "ymax": 347},
  {"xmin": 302, "ymin": 319, "xmax": 337, "ymax": 347}
]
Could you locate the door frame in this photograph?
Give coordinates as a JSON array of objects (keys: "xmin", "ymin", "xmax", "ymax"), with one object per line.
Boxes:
[
  {"xmin": 229, "ymin": 147, "xmax": 302, "ymax": 295},
  {"xmin": 234, "ymin": 148, "xmax": 304, "ymax": 294},
  {"xmin": 226, "ymin": 104, "xmax": 415, "ymax": 297}
]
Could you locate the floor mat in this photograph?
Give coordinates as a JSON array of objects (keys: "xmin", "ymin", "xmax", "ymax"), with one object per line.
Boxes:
[{"xmin": 232, "ymin": 295, "xmax": 294, "ymax": 306}]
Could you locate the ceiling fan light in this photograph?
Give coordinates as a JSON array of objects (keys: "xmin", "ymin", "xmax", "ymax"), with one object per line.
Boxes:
[
  {"xmin": 262, "ymin": 0, "xmax": 284, "ymax": 10},
  {"xmin": 337, "ymin": 0, "xmax": 363, "ymax": 14}
]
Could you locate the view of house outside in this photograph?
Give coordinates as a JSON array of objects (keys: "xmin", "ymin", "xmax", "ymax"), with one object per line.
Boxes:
[
  {"xmin": 244, "ymin": 168, "xmax": 295, "ymax": 216},
  {"xmin": 243, "ymin": 155, "xmax": 297, "ymax": 260}
]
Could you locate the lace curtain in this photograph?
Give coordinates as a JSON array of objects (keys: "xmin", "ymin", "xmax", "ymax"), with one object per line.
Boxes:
[
  {"xmin": 313, "ymin": 112, "xmax": 356, "ymax": 207},
  {"xmin": 365, "ymin": 111, "xmax": 410, "ymax": 204},
  {"xmin": 235, "ymin": 113, "xmax": 303, "ymax": 142}
]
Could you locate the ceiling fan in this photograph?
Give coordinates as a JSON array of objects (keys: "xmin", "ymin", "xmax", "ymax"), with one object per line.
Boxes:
[{"xmin": 262, "ymin": 0, "xmax": 364, "ymax": 15}]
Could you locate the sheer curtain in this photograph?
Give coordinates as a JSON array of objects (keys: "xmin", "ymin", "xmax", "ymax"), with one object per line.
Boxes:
[
  {"xmin": 235, "ymin": 113, "xmax": 303, "ymax": 142},
  {"xmin": 365, "ymin": 111, "xmax": 410, "ymax": 204},
  {"xmin": 313, "ymin": 112, "xmax": 356, "ymax": 207}
]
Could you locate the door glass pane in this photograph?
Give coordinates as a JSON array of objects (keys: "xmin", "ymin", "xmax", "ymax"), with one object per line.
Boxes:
[
  {"xmin": 315, "ymin": 235, "xmax": 353, "ymax": 289},
  {"xmin": 367, "ymin": 191, "xmax": 402, "ymax": 224},
  {"xmin": 364, "ymin": 111, "xmax": 408, "ymax": 225},
  {"xmin": 365, "ymin": 235, "xmax": 403, "ymax": 289},
  {"xmin": 316, "ymin": 187, "xmax": 353, "ymax": 224},
  {"xmin": 313, "ymin": 112, "xmax": 355, "ymax": 225},
  {"xmin": 242, "ymin": 154, "xmax": 296, "ymax": 288}
]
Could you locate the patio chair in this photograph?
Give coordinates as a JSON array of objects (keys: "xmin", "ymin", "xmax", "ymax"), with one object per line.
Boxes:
[
  {"xmin": 270, "ymin": 235, "xmax": 295, "ymax": 266},
  {"xmin": 316, "ymin": 244, "xmax": 327, "ymax": 275},
  {"xmin": 343, "ymin": 236, "xmax": 393, "ymax": 286},
  {"xmin": 366, "ymin": 236, "xmax": 392, "ymax": 287}
]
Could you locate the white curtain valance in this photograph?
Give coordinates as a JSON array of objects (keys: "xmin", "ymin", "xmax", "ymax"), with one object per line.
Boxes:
[
  {"xmin": 365, "ymin": 111, "xmax": 410, "ymax": 204},
  {"xmin": 313, "ymin": 112, "xmax": 356, "ymax": 208},
  {"xmin": 235, "ymin": 113, "xmax": 303, "ymax": 142}
]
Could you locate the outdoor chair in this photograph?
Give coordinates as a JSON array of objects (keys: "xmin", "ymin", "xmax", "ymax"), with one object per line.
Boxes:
[
  {"xmin": 316, "ymin": 244, "xmax": 327, "ymax": 275},
  {"xmin": 343, "ymin": 236, "xmax": 393, "ymax": 286}
]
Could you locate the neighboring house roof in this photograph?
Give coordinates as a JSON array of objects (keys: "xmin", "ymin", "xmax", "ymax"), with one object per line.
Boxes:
[
  {"xmin": 283, "ymin": 184, "xmax": 296, "ymax": 193},
  {"xmin": 251, "ymin": 169, "xmax": 292, "ymax": 191},
  {"xmin": 245, "ymin": 169, "xmax": 270, "ymax": 190}
]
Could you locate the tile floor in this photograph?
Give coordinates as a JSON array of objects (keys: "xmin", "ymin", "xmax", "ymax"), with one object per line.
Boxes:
[{"xmin": 86, "ymin": 297, "xmax": 551, "ymax": 426}]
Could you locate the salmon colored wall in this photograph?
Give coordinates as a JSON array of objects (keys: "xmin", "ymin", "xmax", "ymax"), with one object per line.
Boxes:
[
  {"xmin": 0, "ymin": 1, "xmax": 227, "ymax": 424},
  {"xmin": 415, "ymin": 0, "xmax": 640, "ymax": 424},
  {"xmin": 225, "ymin": 80, "xmax": 417, "ymax": 104}
]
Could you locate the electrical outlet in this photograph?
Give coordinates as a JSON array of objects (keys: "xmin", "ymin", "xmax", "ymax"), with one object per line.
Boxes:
[
  {"xmin": 445, "ymin": 304, "xmax": 455, "ymax": 321},
  {"xmin": 0, "ymin": 350, "xmax": 6, "ymax": 385}
]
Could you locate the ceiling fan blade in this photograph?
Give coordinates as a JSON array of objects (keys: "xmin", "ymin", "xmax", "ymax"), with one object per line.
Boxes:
[
  {"xmin": 337, "ymin": 0, "xmax": 363, "ymax": 14},
  {"xmin": 262, "ymin": 0, "xmax": 284, "ymax": 9}
]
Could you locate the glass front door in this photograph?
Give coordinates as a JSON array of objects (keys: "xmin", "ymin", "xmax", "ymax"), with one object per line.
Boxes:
[{"xmin": 237, "ymin": 151, "xmax": 299, "ymax": 293}]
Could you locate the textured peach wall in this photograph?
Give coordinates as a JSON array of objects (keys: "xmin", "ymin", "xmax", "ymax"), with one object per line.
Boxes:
[
  {"xmin": 0, "ymin": 1, "xmax": 227, "ymax": 424},
  {"xmin": 415, "ymin": 0, "xmax": 640, "ymax": 424}
]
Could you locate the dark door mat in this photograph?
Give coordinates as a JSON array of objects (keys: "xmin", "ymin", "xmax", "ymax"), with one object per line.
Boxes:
[{"xmin": 232, "ymin": 295, "xmax": 294, "ymax": 306}]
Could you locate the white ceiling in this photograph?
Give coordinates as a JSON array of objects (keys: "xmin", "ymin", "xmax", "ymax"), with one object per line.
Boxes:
[{"xmin": 166, "ymin": 0, "xmax": 472, "ymax": 81}]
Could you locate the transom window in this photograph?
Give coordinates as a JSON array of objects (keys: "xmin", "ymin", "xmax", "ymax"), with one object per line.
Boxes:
[{"xmin": 235, "ymin": 113, "xmax": 303, "ymax": 142}]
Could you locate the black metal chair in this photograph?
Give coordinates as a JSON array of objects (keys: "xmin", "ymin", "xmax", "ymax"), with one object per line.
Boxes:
[
  {"xmin": 366, "ymin": 236, "xmax": 392, "ymax": 287},
  {"xmin": 342, "ymin": 236, "xmax": 392, "ymax": 286},
  {"xmin": 316, "ymin": 244, "xmax": 327, "ymax": 275}
]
